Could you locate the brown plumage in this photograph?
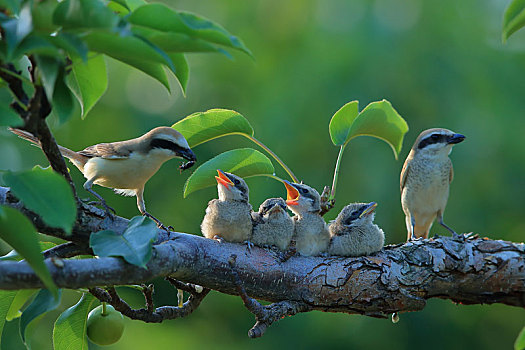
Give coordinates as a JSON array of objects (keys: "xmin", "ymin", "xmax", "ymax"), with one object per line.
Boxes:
[
  {"xmin": 251, "ymin": 198, "xmax": 294, "ymax": 250},
  {"xmin": 401, "ymin": 128, "xmax": 465, "ymax": 240}
]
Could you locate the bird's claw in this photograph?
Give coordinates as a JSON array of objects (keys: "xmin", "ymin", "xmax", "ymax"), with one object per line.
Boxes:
[
  {"xmin": 244, "ymin": 240, "xmax": 254, "ymax": 253},
  {"xmin": 213, "ymin": 235, "xmax": 224, "ymax": 243},
  {"xmin": 143, "ymin": 212, "xmax": 171, "ymax": 232}
]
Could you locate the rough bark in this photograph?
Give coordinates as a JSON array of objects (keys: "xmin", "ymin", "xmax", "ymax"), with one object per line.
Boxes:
[{"xmin": 0, "ymin": 187, "xmax": 524, "ymax": 336}]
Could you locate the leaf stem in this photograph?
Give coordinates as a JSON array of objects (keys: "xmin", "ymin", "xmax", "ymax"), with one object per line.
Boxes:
[
  {"xmin": 0, "ymin": 66, "xmax": 34, "ymax": 85},
  {"xmin": 102, "ymin": 301, "xmax": 107, "ymax": 316},
  {"xmin": 245, "ymin": 135, "xmax": 298, "ymax": 183},
  {"xmin": 330, "ymin": 145, "xmax": 346, "ymax": 199}
]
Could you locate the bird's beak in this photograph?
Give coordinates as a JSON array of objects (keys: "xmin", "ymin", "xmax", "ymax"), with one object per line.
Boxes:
[
  {"xmin": 359, "ymin": 202, "xmax": 377, "ymax": 218},
  {"xmin": 268, "ymin": 204, "xmax": 284, "ymax": 214},
  {"xmin": 284, "ymin": 181, "xmax": 300, "ymax": 206},
  {"xmin": 447, "ymin": 134, "xmax": 466, "ymax": 145},
  {"xmin": 178, "ymin": 148, "xmax": 197, "ymax": 162},
  {"xmin": 215, "ymin": 169, "xmax": 233, "ymax": 189}
]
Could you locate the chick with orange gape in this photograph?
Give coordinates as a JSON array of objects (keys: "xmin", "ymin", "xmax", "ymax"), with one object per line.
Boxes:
[
  {"xmin": 251, "ymin": 197, "xmax": 294, "ymax": 250},
  {"xmin": 401, "ymin": 128, "xmax": 465, "ymax": 241},
  {"xmin": 328, "ymin": 202, "xmax": 384, "ymax": 257},
  {"xmin": 201, "ymin": 170, "xmax": 253, "ymax": 244},
  {"xmin": 10, "ymin": 127, "xmax": 196, "ymax": 230},
  {"xmin": 284, "ymin": 181, "xmax": 329, "ymax": 256}
]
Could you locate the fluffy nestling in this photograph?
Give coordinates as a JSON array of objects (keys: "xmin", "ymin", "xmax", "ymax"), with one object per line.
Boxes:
[
  {"xmin": 10, "ymin": 127, "xmax": 195, "ymax": 229},
  {"xmin": 328, "ymin": 202, "xmax": 384, "ymax": 257},
  {"xmin": 401, "ymin": 128, "xmax": 465, "ymax": 240},
  {"xmin": 201, "ymin": 170, "xmax": 253, "ymax": 243},
  {"xmin": 251, "ymin": 197, "xmax": 294, "ymax": 250},
  {"xmin": 284, "ymin": 181, "xmax": 329, "ymax": 256}
]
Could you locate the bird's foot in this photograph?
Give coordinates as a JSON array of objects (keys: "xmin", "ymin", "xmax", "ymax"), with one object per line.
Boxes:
[
  {"xmin": 213, "ymin": 235, "xmax": 224, "ymax": 243},
  {"xmin": 244, "ymin": 240, "xmax": 254, "ymax": 253},
  {"xmin": 143, "ymin": 212, "xmax": 171, "ymax": 232},
  {"xmin": 279, "ymin": 246, "xmax": 297, "ymax": 262},
  {"xmin": 83, "ymin": 199, "xmax": 116, "ymax": 218}
]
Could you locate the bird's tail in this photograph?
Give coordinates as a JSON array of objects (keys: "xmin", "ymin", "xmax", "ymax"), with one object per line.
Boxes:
[{"xmin": 9, "ymin": 128, "xmax": 85, "ymax": 166}]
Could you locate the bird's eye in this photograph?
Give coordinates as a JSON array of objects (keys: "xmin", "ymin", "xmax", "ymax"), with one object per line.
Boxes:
[
  {"xmin": 300, "ymin": 188, "xmax": 308, "ymax": 194},
  {"xmin": 431, "ymin": 134, "xmax": 439, "ymax": 140},
  {"xmin": 233, "ymin": 179, "xmax": 240, "ymax": 185}
]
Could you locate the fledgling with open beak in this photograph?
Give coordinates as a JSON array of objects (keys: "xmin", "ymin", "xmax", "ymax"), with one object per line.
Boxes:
[
  {"xmin": 401, "ymin": 128, "xmax": 465, "ymax": 240},
  {"xmin": 328, "ymin": 202, "xmax": 385, "ymax": 257},
  {"xmin": 9, "ymin": 127, "xmax": 196, "ymax": 229},
  {"xmin": 201, "ymin": 170, "xmax": 253, "ymax": 243},
  {"xmin": 284, "ymin": 181, "xmax": 330, "ymax": 256},
  {"xmin": 251, "ymin": 198, "xmax": 294, "ymax": 250}
]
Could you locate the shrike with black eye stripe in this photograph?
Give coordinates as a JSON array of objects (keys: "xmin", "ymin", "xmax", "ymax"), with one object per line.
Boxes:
[
  {"xmin": 10, "ymin": 127, "xmax": 196, "ymax": 230},
  {"xmin": 400, "ymin": 128, "xmax": 465, "ymax": 240},
  {"xmin": 328, "ymin": 202, "xmax": 384, "ymax": 256}
]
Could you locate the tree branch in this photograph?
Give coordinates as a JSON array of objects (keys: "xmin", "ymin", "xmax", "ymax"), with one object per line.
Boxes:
[{"xmin": 0, "ymin": 187, "xmax": 524, "ymax": 336}]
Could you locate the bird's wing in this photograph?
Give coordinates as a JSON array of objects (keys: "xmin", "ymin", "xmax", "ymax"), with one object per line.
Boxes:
[
  {"xmin": 78, "ymin": 142, "xmax": 131, "ymax": 159},
  {"xmin": 400, "ymin": 157, "xmax": 410, "ymax": 192},
  {"xmin": 449, "ymin": 162, "xmax": 454, "ymax": 183}
]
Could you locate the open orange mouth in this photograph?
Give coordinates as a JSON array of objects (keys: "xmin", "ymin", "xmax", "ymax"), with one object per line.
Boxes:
[
  {"xmin": 215, "ymin": 169, "xmax": 233, "ymax": 188},
  {"xmin": 284, "ymin": 181, "xmax": 300, "ymax": 206}
]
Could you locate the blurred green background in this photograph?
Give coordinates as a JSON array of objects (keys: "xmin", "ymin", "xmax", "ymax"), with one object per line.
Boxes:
[{"xmin": 1, "ymin": 0, "xmax": 525, "ymax": 348}]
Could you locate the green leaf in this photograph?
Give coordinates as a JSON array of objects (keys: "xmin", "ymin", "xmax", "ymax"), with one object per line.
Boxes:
[
  {"xmin": 34, "ymin": 54, "xmax": 60, "ymax": 99},
  {"xmin": 52, "ymin": 72, "xmax": 77, "ymax": 123},
  {"xmin": 329, "ymin": 101, "xmax": 359, "ymax": 146},
  {"xmin": 0, "ymin": 92, "xmax": 22, "ymax": 127},
  {"xmin": 3, "ymin": 166, "xmax": 76, "ymax": 234},
  {"xmin": 126, "ymin": 0, "xmax": 146, "ymax": 11},
  {"xmin": 20, "ymin": 289, "xmax": 62, "ymax": 345},
  {"xmin": 13, "ymin": 35, "xmax": 60, "ymax": 59},
  {"xmin": 66, "ymin": 54, "xmax": 108, "ymax": 118},
  {"xmin": 329, "ymin": 99, "xmax": 408, "ymax": 159},
  {"xmin": 0, "ymin": 206, "xmax": 58, "ymax": 297},
  {"xmin": 172, "ymin": 109, "xmax": 254, "ymax": 148},
  {"xmin": 83, "ymin": 31, "xmax": 174, "ymax": 73},
  {"xmin": 118, "ymin": 58, "xmax": 170, "ymax": 91},
  {"xmin": 0, "ymin": 242, "xmax": 57, "ymax": 261},
  {"xmin": 183, "ymin": 148, "xmax": 274, "ymax": 197},
  {"xmin": 0, "ymin": 5, "xmax": 32, "ymax": 59},
  {"xmin": 169, "ymin": 53, "xmax": 188, "ymax": 94},
  {"xmin": 53, "ymin": 294, "xmax": 96, "ymax": 350},
  {"xmin": 503, "ymin": 0, "xmax": 525, "ymax": 42},
  {"xmin": 90, "ymin": 216, "xmax": 157, "ymax": 268},
  {"xmin": 516, "ymin": 326, "xmax": 525, "ymax": 350},
  {"xmin": 6, "ymin": 289, "xmax": 37, "ymax": 321},
  {"xmin": 0, "ymin": 290, "xmax": 17, "ymax": 337},
  {"xmin": 129, "ymin": 4, "xmax": 251, "ymax": 56},
  {"xmin": 52, "ymin": 0, "xmax": 119, "ymax": 29},
  {"xmin": 50, "ymin": 33, "xmax": 88, "ymax": 62}
]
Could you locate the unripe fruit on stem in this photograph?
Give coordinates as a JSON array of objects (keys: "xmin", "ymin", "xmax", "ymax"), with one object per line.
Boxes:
[{"xmin": 86, "ymin": 304, "xmax": 125, "ymax": 346}]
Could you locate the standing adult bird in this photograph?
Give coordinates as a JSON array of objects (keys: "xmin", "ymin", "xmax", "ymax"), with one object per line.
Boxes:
[
  {"xmin": 400, "ymin": 128, "xmax": 465, "ymax": 240},
  {"xmin": 201, "ymin": 170, "xmax": 253, "ymax": 243},
  {"xmin": 251, "ymin": 197, "xmax": 294, "ymax": 250},
  {"xmin": 10, "ymin": 127, "xmax": 196, "ymax": 229},
  {"xmin": 328, "ymin": 202, "xmax": 384, "ymax": 257},
  {"xmin": 284, "ymin": 181, "xmax": 330, "ymax": 256}
]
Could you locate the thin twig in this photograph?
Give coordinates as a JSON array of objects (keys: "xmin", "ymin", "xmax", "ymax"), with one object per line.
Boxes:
[{"xmin": 43, "ymin": 242, "xmax": 90, "ymax": 259}]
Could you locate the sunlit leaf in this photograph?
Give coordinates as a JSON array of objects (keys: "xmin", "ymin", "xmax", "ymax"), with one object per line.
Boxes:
[
  {"xmin": 116, "ymin": 57, "xmax": 170, "ymax": 91},
  {"xmin": 0, "ymin": 290, "xmax": 17, "ymax": 337},
  {"xmin": 3, "ymin": 166, "xmax": 76, "ymax": 234},
  {"xmin": 503, "ymin": 0, "xmax": 525, "ymax": 42},
  {"xmin": 0, "ymin": 206, "xmax": 58, "ymax": 296},
  {"xmin": 172, "ymin": 109, "xmax": 254, "ymax": 148},
  {"xmin": 20, "ymin": 289, "xmax": 62, "ymax": 345},
  {"xmin": 329, "ymin": 100, "xmax": 359, "ymax": 146},
  {"xmin": 90, "ymin": 216, "xmax": 157, "ymax": 268},
  {"xmin": 515, "ymin": 326, "xmax": 525, "ymax": 350},
  {"xmin": 66, "ymin": 54, "xmax": 108, "ymax": 118},
  {"xmin": 184, "ymin": 148, "xmax": 274, "ymax": 197},
  {"xmin": 53, "ymin": 294, "xmax": 96, "ymax": 350},
  {"xmin": 329, "ymin": 99, "xmax": 408, "ymax": 159},
  {"xmin": 6, "ymin": 289, "xmax": 37, "ymax": 321}
]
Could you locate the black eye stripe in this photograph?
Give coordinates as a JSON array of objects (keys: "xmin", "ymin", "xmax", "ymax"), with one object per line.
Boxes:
[
  {"xmin": 417, "ymin": 134, "xmax": 448, "ymax": 149},
  {"xmin": 151, "ymin": 138, "xmax": 185, "ymax": 153}
]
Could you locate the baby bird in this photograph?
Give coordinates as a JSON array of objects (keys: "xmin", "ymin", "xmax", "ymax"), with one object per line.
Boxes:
[
  {"xmin": 284, "ymin": 181, "xmax": 330, "ymax": 256},
  {"xmin": 328, "ymin": 202, "xmax": 385, "ymax": 257},
  {"xmin": 201, "ymin": 170, "xmax": 253, "ymax": 243},
  {"xmin": 401, "ymin": 128, "xmax": 465, "ymax": 240},
  {"xmin": 251, "ymin": 198, "xmax": 294, "ymax": 250}
]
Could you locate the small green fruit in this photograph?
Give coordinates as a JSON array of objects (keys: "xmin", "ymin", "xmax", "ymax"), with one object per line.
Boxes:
[{"xmin": 86, "ymin": 304, "xmax": 125, "ymax": 346}]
